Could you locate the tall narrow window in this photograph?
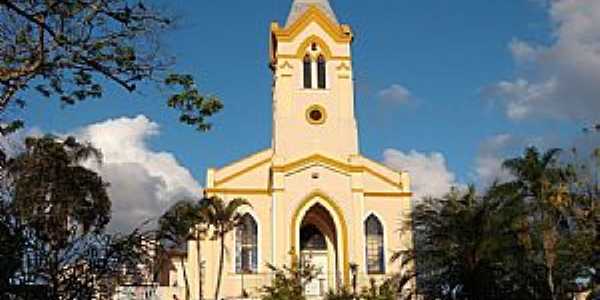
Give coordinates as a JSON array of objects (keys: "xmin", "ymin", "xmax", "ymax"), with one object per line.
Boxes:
[
  {"xmin": 317, "ymin": 55, "xmax": 326, "ymax": 89},
  {"xmin": 303, "ymin": 55, "xmax": 312, "ymax": 89},
  {"xmin": 365, "ymin": 215, "xmax": 385, "ymax": 274},
  {"xmin": 236, "ymin": 214, "xmax": 258, "ymax": 273}
]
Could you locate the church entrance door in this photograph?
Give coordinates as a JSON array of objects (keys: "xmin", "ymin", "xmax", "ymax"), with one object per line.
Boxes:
[{"xmin": 299, "ymin": 204, "xmax": 339, "ymax": 298}]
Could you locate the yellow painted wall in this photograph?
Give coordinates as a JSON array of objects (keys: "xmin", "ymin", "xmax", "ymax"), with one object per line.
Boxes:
[{"xmin": 170, "ymin": 4, "xmax": 414, "ymax": 300}]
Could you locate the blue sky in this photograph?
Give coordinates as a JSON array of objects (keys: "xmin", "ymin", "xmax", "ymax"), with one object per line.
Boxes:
[{"xmin": 14, "ymin": 1, "xmax": 600, "ymax": 229}]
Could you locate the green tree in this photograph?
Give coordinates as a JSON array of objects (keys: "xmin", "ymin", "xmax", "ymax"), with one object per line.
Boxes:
[
  {"xmin": 560, "ymin": 147, "xmax": 600, "ymax": 297},
  {"xmin": 324, "ymin": 279, "xmax": 403, "ymax": 300},
  {"xmin": 501, "ymin": 147, "xmax": 574, "ymax": 300},
  {"xmin": 397, "ymin": 186, "xmax": 525, "ymax": 299},
  {"xmin": 0, "ymin": 198, "xmax": 25, "ymax": 293},
  {"xmin": 592, "ymin": 149, "xmax": 600, "ymax": 296},
  {"xmin": 0, "ymin": 0, "xmax": 222, "ymax": 134},
  {"xmin": 1, "ymin": 135, "xmax": 153, "ymax": 299},
  {"xmin": 202, "ymin": 196, "xmax": 250, "ymax": 300},
  {"xmin": 359, "ymin": 279, "xmax": 398, "ymax": 300},
  {"xmin": 7, "ymin": 136, "xmax": 109, "ymax": 247},
  {"xmin": 158, "ymin": 200, "xmax": 205, "ymax": 300},
  {"xmin": 325, "ymin": 286, "xmax": 354, "ymax": 300},
  {"xmin": 261, "ymin": 261, "xmax": 317, "ymax": 300},
  {"xmin": 398, "ymin": 146, "xmax": 598, "ymax": 300}
]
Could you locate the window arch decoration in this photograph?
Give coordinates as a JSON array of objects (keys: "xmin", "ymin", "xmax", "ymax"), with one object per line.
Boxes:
[
  {"xmin": 295, "ymin": 35, "xmax": 333, "ymax": 60},
  {"xmin": 365, "ymin": 214, "xmax": 385, "ymax": 274},
  {"xmin": 235, "ymin": 213, "xmax": 258, "ymax": 273}
]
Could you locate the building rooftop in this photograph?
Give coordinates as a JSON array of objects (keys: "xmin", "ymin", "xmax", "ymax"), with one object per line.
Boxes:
[{"xmin": 286, "ymin": 0, "xmax": 338, "ymax": 26}]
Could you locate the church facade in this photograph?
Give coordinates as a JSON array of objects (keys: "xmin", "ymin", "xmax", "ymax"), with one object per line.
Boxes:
[{"xmin": 162, "ymin": 1, "xmax": 413, "ymax": 299}]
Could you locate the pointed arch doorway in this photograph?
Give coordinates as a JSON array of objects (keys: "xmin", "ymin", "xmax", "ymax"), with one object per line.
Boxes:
[{"xmin": 290, "ymin": 192, "xmax": 349, "ymax": 298}]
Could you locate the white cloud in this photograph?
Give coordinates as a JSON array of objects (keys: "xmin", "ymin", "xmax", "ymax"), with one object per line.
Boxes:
[
  {"xmin": 73, "ymin": 115, "xmax": 202, "ymax": 232},
  {"xmin": 485, "ymin": 0, "xmax": 600, "ymax": 122},
  {"xmin": 474, "ymin": 134, "xmax": 518, "ymax": 187},
  {"xmin": 383, "ymin": 149, "xmax": 458, "ymax": 200},
  {"xmin": 509, "ymin": 39, "xmax": 539, "ymax": 64},
  {"xmin": 0, "ymin": 127, "xmax": 42, "ymax": 158},
  {"xmin": 378, "ymin": 84, "xmax": 412, "ymax": 104}
]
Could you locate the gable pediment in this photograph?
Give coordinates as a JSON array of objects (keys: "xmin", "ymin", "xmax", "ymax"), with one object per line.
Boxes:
[
  {"xmin": 273, "ymin": 153, "xmax": 407, "ymax": 191},
  {"xmin": 209, "ymin": 149, "xmax": 273, "ymax": 188},
  {"xmin": 206, "ymin": 151, "xmax": 411, "ymax": 197},
  {"xmin": 273, "ymin": 153, "xmax": 355, "ymax": 175},
  {"xmin": 271, "ymin": 5, "xmax": 353, "ymax": 43}
]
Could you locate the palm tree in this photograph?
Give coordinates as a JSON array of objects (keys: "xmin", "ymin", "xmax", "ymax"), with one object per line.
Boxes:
[
  {"xmin": 395, "ymin": 186, "xmax": 519, "ymax": 299},
  {"xmin": 195, "ymin": 224, "xmax": 206, "ymax": 300},
  {"xmin": 201, "ymin": 196, "xmax": 250, "ymax": 300},
  {"xmin": 502, "ymin": 147, "xmax": 570, "ymax": 300},
  {"xmin": 158, "ymin": 200, "xmax": 205, "ymax": 300}
]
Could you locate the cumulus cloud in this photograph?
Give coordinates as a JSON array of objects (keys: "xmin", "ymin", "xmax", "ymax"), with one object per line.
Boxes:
[
  {"xmin": 473, "ymin": 134, "xmax": 519, "ymax": 187},
  {"xmin": 73, "ymin": 115, "xmax": 202, "ymax": 232},
  {"xmin": 484, "ymin": 0, "xmax": 600, "ymax": 122},
  {"xmin": 0, "ymin": 127, "xmax": 42, "ymax": 158},
  {"xmin": 383, "ymin": 149, "xmax": 458, "ymax": 200},
  {"xmin": 378, "ymin": 84, "xmax": 412, "ymax": 104}
]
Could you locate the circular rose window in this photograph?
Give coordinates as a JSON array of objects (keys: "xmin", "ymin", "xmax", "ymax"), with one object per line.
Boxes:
[{"xmin": 306, "ymin": 105, "xmax": 326, "ymax": 125}]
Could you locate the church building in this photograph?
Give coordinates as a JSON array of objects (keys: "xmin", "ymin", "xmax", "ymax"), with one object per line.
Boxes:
[{"xmin": 161, "ymin": 0, "xmax": 414, "ymax": 299}]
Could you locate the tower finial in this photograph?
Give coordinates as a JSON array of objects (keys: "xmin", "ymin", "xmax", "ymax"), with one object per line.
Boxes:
[{"xmin": 286, "ymin": 0, "xmax": 338, "ymax": 26}]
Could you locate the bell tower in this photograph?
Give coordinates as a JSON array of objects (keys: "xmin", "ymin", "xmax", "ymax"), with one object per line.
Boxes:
[{"xmin": 270, "ymin": 0, "xmax": 358, "ymax": 161}]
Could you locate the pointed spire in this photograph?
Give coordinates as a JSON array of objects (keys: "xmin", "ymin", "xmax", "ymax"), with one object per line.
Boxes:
[{"xmin": 286, "ymin": 0, "xmax": 338, "ymax": 26}]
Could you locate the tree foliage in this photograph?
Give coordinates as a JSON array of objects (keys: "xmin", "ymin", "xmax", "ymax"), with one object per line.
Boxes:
[
  {"xmin": 158, "ymin": 200, "xmax": 204, "ymax": 249},
  {"xmin": 398, "ymin": 147, "xmax": 599, "ymax": 300},
  {"xmin": 399, "ymin": 186, "xmax": 525, "ymax": 299},
  {"xmin": 260, "ymin": 261, "xmax": 318, "ymax": 300},
  {"xmin": 0, "ymin": 135, "xmax": 154, "ymax": 300},
  {"xmin": 155, "ymin": 196, "xmax": 251, "ymax": 300},
  {"xmin": 7, "ymin": 135, "xmax": 110, "ymax": 247},
  {"xmin": 157, "ymin": 199, "xmax": 206, "ymax": 300},
  {"xmin": 0, "ymin": 0, "xmax": 222, "ymax": 134},
  {"xmin": 201, "ymin": 196, "xmax": 251, "ymax": 300},
  {"xmin": 324, "ymin": 279, "xmax": 401, "ymax": 300},
  {"xmin": 165, "ymin": 74, "xmax": 223, "ymax": 132},
  {"xmin": 358, "ymin": 279, "xmax": 400, "ymax": 300}
]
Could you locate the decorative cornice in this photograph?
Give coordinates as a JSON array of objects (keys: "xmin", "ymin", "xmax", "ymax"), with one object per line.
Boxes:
[
  {"xmin": 214, "ymin": 157, "xmax": 272, "ymax": 186},
  {"xmin": 204, "ymin": 188, "xmax": 412, "ymax": 198},
  {"xmin": 271, "ymin": 5, "xmax": 353, "ymax": 43},
  {"xmin": 279, "ymin": 60, "xmax": 294, "ymax": 70},
  {"xmin": 336, "ymin": 62, "xmax": 352, "ymax": 71},
  {"xmin": 364, "ymin": 192, "xmax": 413, "ymax": 198},
  {"xmin": 272, "ymin": 154, "xmax": 404, "ymax": 189},
  {"xmin": 204, "ymin": 188, "xmax": 271, "ymax": 195},
  {"xmin": 210, "ymin": 152, "xmax": 406, "ymax": 192},
  {"xmin": 277, "ymin": 54, "xmax": 351, "ymax": 61}
]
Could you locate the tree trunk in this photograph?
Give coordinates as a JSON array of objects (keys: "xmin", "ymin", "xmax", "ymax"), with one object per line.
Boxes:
[
  {"xmin": 548, "ymin": 267, "xmax": 556, "ymax": 300},
  {"xmin": 197, "ymin": 231, "xmax": 203, "ymax": 300},
  {"xmin": 214, "ymin": 234, "xmax": 226, "ymax": 300},
  {"xmin": 543, "ymin": 227, "xmax": 558, "ymax": 300},
  {"xmin": 181, "ymin": 257, "xmax": 190, "ymax": 300}
]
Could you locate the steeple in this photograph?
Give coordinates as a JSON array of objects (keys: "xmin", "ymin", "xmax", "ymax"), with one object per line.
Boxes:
[
  {"xmin": 271, "ymin": 0, "xmax": 357, "ymax": 160},
  {"xmin": 286, "ymin": 0, "xmax": 338, "ymax": 26}
]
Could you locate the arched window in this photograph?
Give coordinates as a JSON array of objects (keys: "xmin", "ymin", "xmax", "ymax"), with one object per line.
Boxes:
[
  {"xmin": 303, "ymin": 54, "xmax": 312, "ymax": 89},
  {"xmin": 317, "ymin": 55, "xmax": 326, "ymax": 89},
  {"xmin": 365, "ymin": 215, "xmax": 385, "ymax": 274},
  {"xmin": 236, "ymin": 214, "xmax": 258, "ymax": 273}
]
